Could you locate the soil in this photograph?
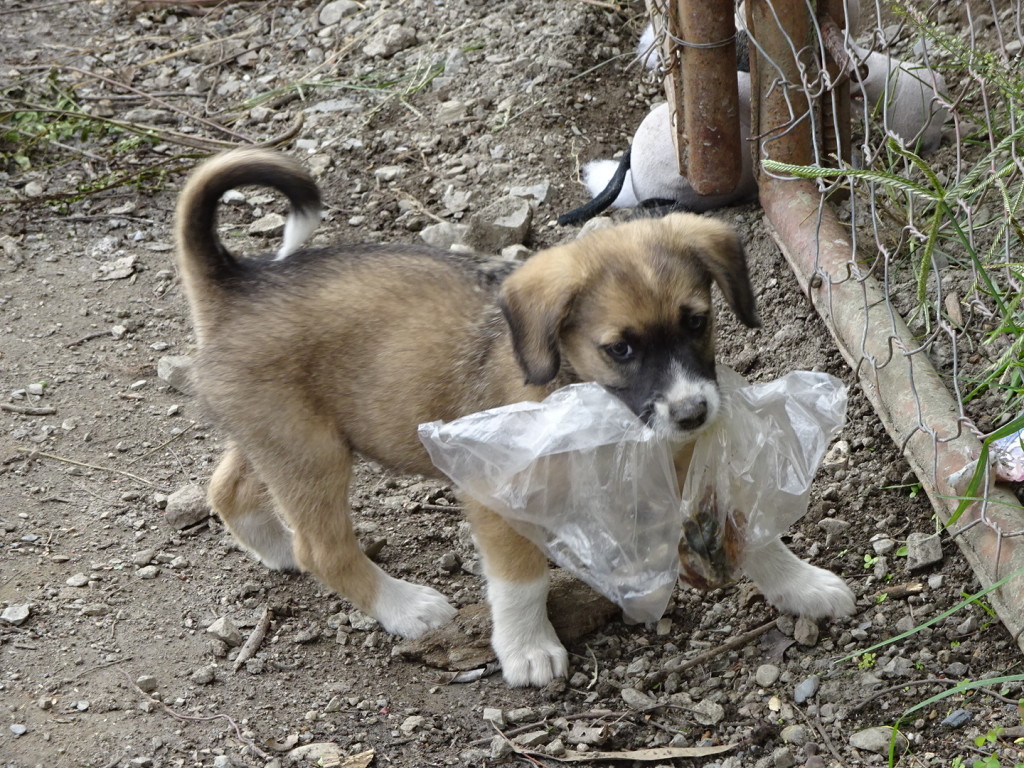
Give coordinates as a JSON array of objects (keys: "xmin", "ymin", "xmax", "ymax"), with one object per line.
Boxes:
[{"xmin": 1, "ymin": 2, "xmax": 1022, "ymax": 768}]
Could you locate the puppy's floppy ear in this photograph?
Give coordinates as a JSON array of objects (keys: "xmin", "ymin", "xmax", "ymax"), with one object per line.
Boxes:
[
  {"xmin": 499, "ymin": 245, "xmax": 583, "ymax": 386},
  {"xmin": 664, "ymin": 213, "xmax": 760, "ymax": 328}
]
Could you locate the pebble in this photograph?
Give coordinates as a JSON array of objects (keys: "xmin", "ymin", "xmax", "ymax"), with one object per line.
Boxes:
[
  {"xmin": 905, "ymin": 532, "xmax": 943, "ymax": 570},
  {"xmin": 136, "ymin": 675, "xmax": 158, "ymax": 693},
  {"xmin": 66, "ymin": 573, "xmax": 90, "ymax": 588},
  {"xmin": 373, "ymin": 165, "xmax": 406, "ymax": 183},
  {"xmin": 137, "ymin": 565, "xmax": 160, "ymax": 580},
  {"xmin": 1, "ymin": 604, "xmax": 31, "ymax": 625},
  {"xmin": 692, "ymin": 698, "xmax": 725, "ymax": 725},
  {"xmin": 10, "ymin": 724, "xmax": 27, "ymax": 736},
  {"xmin": 249, "ymin": 212, "xmax": 285, "ymax": 236},
  {"xmin": 348, "ymin": 610, "xmax": 379, "ymax": 631},
  {"xmin": 940, "ymin": 708, "xmax": 972, "ymax": 728},
  {"xmin": 849, "ymin": 726, "xmax": 909, "ymax": 755},
  {"xmin": 156, "ymin": 355, "xmax": 194, "ymax": 393},
  {"xmin": 399, "ymin": 715, "xmax": 427, "ymax": 735},
  {"xmin": 780, "ymin": 724, "xmax": 808, "ymax": 745},
  {"xmin": 190, "ymin": 666, "xmax": 216, "ymax": 685},
  {"xmin": 515, "ymin": 730, "xmax": 549, "ymax": 748},
  {"xmin": 771, "ymin": 746, "xmax": 796, "ymax": 768},
  {"xmin": 793, "ymin": 616, "xmax": 819, "ymax": 646},
  {"xmin": 793, "ymin": 675, "xmax": 820, "ymax": 704},
  {"xmin": 318, "ymin": 0, "xmax": 359, "ymax": 26},
  {"xmin": 755, "ymin": 664, "xmax": 781, "ymax": 687},
  {"xmin": 506, "ymin": 707, "xmax": 536, "ymax": 723},
  {"xmin": 207, "ymin": 616, "xmax": 243, "ymax": 646},
  {"xmin": 463, "ymin": 195, "xmax": 533, "ymax": 252},
  {"xmin": 363, "ymin": 24, "xmax": 417, "ymax": 59},
  {"xmin": 621, "ymin": 687, "xmax": 653, "ymax": 710},
  {"xmin": 482, "ymin": 707, "xmax": 505, "ymax": 728},
  {"xmin": 163, "ymin": 484, "xmax": 210, "ymax": 529},
  {"xmin": 489, "ymin": 735, "xmax": 513, "ymax": 759},
  {"xmin": 132, "ymin": 548, "xmax": 156, "ymax": 566}
]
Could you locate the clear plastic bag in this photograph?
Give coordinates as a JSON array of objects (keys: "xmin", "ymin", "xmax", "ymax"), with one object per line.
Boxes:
[
  {"xmin": 678, "ymin": 367, "xmax": 848, "ymax": 587},
  {"xmin": 418, "ymin": 369, "xmax": 848, "ymax": 624},
  {"xmin": 419, "ymin": 384, "xmax": 682, "ymax": 624}
]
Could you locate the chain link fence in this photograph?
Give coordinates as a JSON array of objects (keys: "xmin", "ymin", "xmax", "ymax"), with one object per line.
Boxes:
[{"xmin": 646, "ymin": 0, "xmax": 1024, "ymax": 649}]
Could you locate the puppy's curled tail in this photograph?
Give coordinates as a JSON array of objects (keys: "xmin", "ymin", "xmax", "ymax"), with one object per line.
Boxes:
[{"xmin": 175, "ymin": 148, "xmax": 321, "ymax": 334}]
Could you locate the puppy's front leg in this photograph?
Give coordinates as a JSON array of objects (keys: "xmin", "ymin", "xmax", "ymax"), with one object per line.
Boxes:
[
  {"xmin": 741, "ymin": 536, "xmax": 856, "ymax": 619},
  {"xmin": 465, "ymin": 501, "xmax": 569, "ymax": 687}
]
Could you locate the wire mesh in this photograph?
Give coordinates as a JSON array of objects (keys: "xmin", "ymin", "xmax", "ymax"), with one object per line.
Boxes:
[{"xmin": 648, "ymin": 1, "xmax": 1024, "ymax": 590}]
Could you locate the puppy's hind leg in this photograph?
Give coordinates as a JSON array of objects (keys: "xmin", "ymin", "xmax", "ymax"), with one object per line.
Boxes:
[
  {"xmin": 466, "ymin": 501, "xmax": 569, "ymax": 687},
  {"xmin": 254, "ymin": 427, "xmax": 455, "ymax": 639},
  {"xmin": 209, "ymin": 444, "xmax": 297, "ymax": 571},
  {"xmin": 741, "ymin": 537, "xmax": 856, "ymax": 620}
]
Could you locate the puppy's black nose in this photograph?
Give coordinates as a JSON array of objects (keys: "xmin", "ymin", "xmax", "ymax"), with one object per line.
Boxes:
[{"xmin": 670, "ymin": 398, "xmax": 707, "ymax": 430}]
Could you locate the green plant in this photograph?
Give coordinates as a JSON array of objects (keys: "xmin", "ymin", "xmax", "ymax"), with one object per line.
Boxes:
[
  {"xmin": 856, "ymin": 652, "xmax": 877, "ymax": 670},
  {"xmin": 864, "ymin": 552, "xmax": 880, "ymax": 569}
]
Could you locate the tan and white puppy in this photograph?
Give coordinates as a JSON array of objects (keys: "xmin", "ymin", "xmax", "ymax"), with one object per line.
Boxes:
[{"xmin": 175, "ymin": 149, "xmax": 855, "ymax": 687}]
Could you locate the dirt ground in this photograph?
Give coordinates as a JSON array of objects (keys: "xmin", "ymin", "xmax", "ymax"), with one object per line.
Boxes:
[{"xmin": 2, "ymin": 2, "xmax": 1022, "ymax": 767}]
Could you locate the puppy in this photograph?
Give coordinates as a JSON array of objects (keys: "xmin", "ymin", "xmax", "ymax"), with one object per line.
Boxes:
[{"xmin": 175, "ymin": 149, "xmax": 855, "ymax": 687}]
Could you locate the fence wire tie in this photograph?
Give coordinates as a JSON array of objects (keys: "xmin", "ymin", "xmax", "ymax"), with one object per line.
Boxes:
[{"xmin": 665, "ymin": 30, "xmax": 736, "ymax": 50}]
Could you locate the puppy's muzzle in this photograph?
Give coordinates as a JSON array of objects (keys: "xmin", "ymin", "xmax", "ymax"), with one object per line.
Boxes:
[{"xmin": 668, "ymin": 397, "xmax": 708, "ymax": 431}]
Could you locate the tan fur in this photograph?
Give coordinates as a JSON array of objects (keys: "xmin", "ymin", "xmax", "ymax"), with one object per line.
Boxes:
[{"xmin": 175, "ymin": 149, "xmax": 758, "ymax": 677}]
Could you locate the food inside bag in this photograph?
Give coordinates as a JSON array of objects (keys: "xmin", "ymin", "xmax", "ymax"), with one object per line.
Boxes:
[
  {"xmin": 418, "ymin": 368, "xmax": 847, "ymax": 624},
  {"xmin": 678, "ymin": 367, "xmax": 848, "ymax": 588}
]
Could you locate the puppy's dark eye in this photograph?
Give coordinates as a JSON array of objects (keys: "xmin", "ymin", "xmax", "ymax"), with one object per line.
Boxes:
[
  {"xmin": 604, "ymin": 341, "xmax": 635, "ymax": 362},
  {"xmin": 686, "ymin": 313, "xmax": 708, "ymax": 333}
]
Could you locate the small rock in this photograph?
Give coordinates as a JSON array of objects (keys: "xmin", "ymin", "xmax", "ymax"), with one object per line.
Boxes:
[
  {"xmin": 514, "ymin": 730, "xmax": 549, "ymax": 748},
  {"xmin": 137, "ymin": 565, "xmax": 160, "ymax": 580},
  {"xmin": 373, "ymin": 165, "xmax": 406, "ymax": 183},
  {"xmin": 66, "ymin": 573, "xmax": 90, "ymax": 588},
  {"xmin": 163, "ymin": 484, "xmax": 210, "ymax": 529},
  {"xmin": 136, "ymin": 675, "xmax": 158, "ymax": 693},
  {"xmin": 347, "ymin": 610, "xmax": 378, "ymax": 631},
  {"xmin": 93, "ymin": 254, "xmax": 139, "ymax": 281},
  {"xmin": 463, "ymin": 196, "xmax": 533, "ymax": 252},
  {"xmin": 318, "ymin": 0, "xmax": 358, "ymax": 25},
  {"xmin": 793, "ymin": 675, "xmax": 820, "ymax": 704},
  {"xmin": 363, "ymin": 24, "xmax": 417, "ymax": 58},
  {"xmin": 692, "ymin": 698, "xmax": 725, "ymax": 725},
  {"xmin": 509, "ymin": 180, "xmax": 551, "ymax": 204},
  {"xmin": 419, "ymin": 221, "xmax": 468, "ymax": 250},
  {"xmin": 621, "ymin": 687, "xmax": 653, "ymax": 710},
  {"xmin": 755, "ymin": 664, "xmax": 781, "ymax": 687},
  {"xmin": 870, "ymin": 536, "xmax": 896, "ymax": 555},
  {"xmin": 940, "ymin": 709, "xmax": 972, "ymax": 728},
  {"xmin": 506, "ymin": 707, "xmax": 536, "ymax": 723},
  {"xmin": 1, "ymin": 604, "xmax": 31, "ymax": 626},
  {"xmin": 190, "ymin": 666, "xmax": 216, "ymax": 685},
  {"xmin": 482, "ymin": 707, "xmax": 505, "ymax": 728},
  {"xmin": 772, "ymin": 746, "xmax": 796, "ymax": 768},
  {"xmin": 794, "ymin": 616, "xmax": 819, "ymax": 646},
  {"xmin": 849, "ymin": 726, "xmax": 909, "ymax": 756},
  {"xmin": 207, "ymin": 616, "xmax": 243, "ymax": 646},
  {"xmin": 780, "ymin": 724, "xmax": 808, "ymax": 745},
  {"xmin": 905, "ymin": 532, "xmax": 943, "ymax": 570},
  {"xmin": 10, "ymin": 723, "xmax": 27, "ymax": 736},
  {"xmin": 489, "ymin": 735, "xmax": 513, "ymax": 759},
  {"xmin": 24, "ymin": 181, "xmax": 44, "ymax": 198},
  {"xmin": 132, "ymin": 548, "xmax": 157, "ymax": 566},
  {"xmin": 436, "ymin": 100, "xmax": 468, "ymax": 123},
  {"xmin": 928, "ymin": 573, "xmax": 944, "ymax": 589},
  {"xmin": 822, "ymin": 439, "xmax": 850, "ymax": 468},
  {"xmin": 156, "ymin": 355, "xmax": 193, "ymax": 393},
  {"xmin": 546, "ymin": 738, "xmax": 567, "ymax": 757},
  {"xmin": 249, "ymin": 212, "xmax": 285, "ymax": 236},
  {"xmin": 400, "ymin": 715, "xmax": 427, "ymax": 735}
]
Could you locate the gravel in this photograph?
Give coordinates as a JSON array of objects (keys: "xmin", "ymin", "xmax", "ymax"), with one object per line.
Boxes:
[{"xmin": 1, "ymin": 1, "xmax": 1021, "ymax": 767}]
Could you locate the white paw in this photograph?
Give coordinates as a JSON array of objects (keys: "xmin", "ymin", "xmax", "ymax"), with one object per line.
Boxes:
[
  {"xmin": 764, "ymin": 564, "xmax": 856, "ymax": 619},
  {"xmin": 486, "ymin": 575, "xmax": 568, "ymax": 687},
  {"xmin": 370, "ymin": 574, "xmax": 456, "ymax": 639},
  {"xmin": 742, "ymin": 537, "xmax": 856, "ymax": 620},
  {"xmin": 494, "ymin": 624, "xmax": 569, "ymax": 687}
]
